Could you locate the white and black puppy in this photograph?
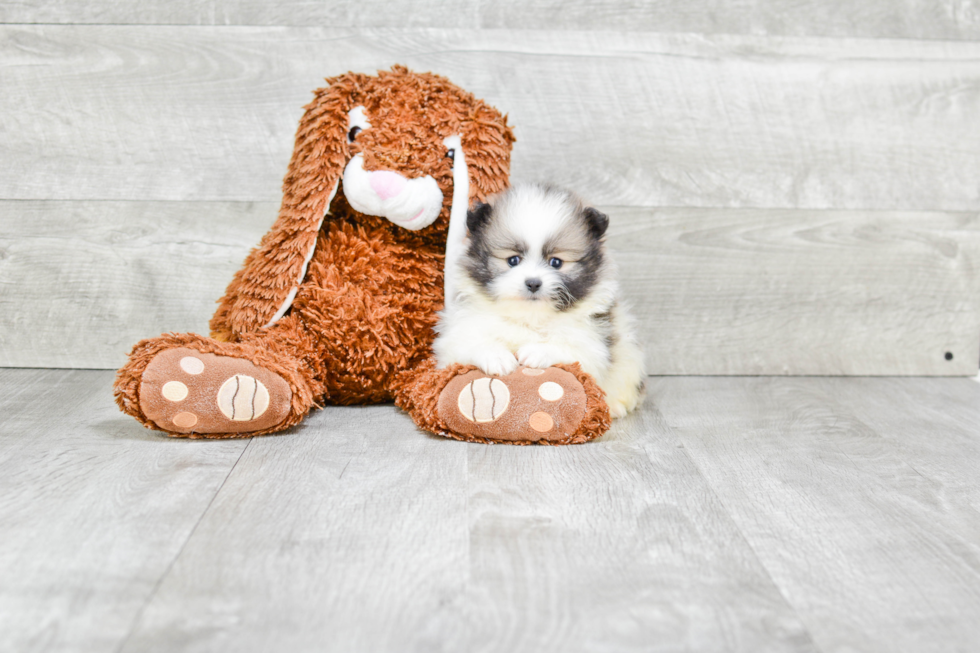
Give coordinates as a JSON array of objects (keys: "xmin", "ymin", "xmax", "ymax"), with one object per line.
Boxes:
[{"xmin": 434, "ymin": 182, "xmax": 645, "ymax": 418}]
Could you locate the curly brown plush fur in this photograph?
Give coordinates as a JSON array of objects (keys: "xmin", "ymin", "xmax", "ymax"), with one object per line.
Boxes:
[
  {"xmin": 209, "ymin": 66, "xmax": 513, "ymax": 339},
  {"xmin": 114, "ymin": 66, "xmax": 611, "ymax": 444}
]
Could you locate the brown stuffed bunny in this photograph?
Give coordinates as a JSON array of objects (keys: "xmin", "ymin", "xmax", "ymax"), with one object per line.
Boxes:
[{"xmin": 114, "ymin": 66, "xmax": 610, "ymax": 445}]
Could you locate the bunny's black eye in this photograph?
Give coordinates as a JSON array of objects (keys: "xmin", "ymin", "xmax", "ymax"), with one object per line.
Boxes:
[
  {"xmin": 507, "ymin": 255, "xmax": 521, "ymax": 267},
  {"xmin": 347, "ymin": 126, "xmax": 362, "ymax": 143},
  {"xmin": 549, "ymin": 257, "xmax": 563, "ymax": 269},
  {"xmin": 446, "ymin": 148, "xmax": 455, "ymax": 161}
]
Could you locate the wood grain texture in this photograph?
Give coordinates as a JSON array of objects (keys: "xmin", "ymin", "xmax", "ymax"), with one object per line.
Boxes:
[
  {"xmin": 479, "ymin": 1, "xmax": 980, "ymax": 40},
  {"xmin": 118, "ymin": 405, "xmax": 472, "ymax": 653},
  {"xmin": 609, "ymin": 207, "xmax": 980, "ymax": 375},
  {"xmin": 0, "ymin": 200, "xmax": 277, "ymax": 369},
  {"xmin": 815, "ymin": 377, "xmax": 980, "ymax": 509},
  {"xmin": 3, "ymin": 201, "xmax": 977, "ymax": 375},
  {"xmin": 0, "ymin": 368, "xmax": 249, "ymax": 653},
  {"xmin": 650, "ymin": 376, "xmax": 980, "ymax": 653},
  {"xmin": 423, "ymin": 402, "xmax": 818, "ymax": 652},
  {"xmin": 7, "ymin": 371, "xmax": 980, "ymax": 651},
  {"xmin": 3, "ymin": 0, "xmax": 980, "ymax": 41},
  {"xmin": 3, "ymin": 26, "xmax": 980, "ymax": 210},
  {"xmin": 119, "ymin": 393, "xmax": 818, "ymax": 653}
]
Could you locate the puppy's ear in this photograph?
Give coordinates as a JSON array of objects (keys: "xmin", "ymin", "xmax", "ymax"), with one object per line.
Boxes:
[
  {"xmin": 583, "ymin": 206, "xmax": 609, "ymax": 238},
  {"xmin": 466, "ymin": 202, "xmax": 493, "ymax": 234}
]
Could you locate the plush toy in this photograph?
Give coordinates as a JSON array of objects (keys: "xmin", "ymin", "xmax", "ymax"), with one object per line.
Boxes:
[{"xmin": 114, "ymin": 66, "xmax": 611, "ymax": 445}]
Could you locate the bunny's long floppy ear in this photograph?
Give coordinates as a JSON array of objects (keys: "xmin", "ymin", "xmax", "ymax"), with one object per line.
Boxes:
[
  {"xmin": 210, "ymin": 73, "xmax": 365, "ymax": 340},
  {"xmin": 457, "ymin": 99, "xmax": 515, "ymax": 205},
  {"xmin": 442, "ymin": 100, "xmax": 516, "ymax": 309}
]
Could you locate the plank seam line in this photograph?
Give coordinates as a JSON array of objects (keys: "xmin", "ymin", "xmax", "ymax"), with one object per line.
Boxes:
[
  {"xmin": 112, "ymin": 438, "xmax": 253, "ymax": 653},
  {"xmin": 661, "ymin": 418, "xmax": 827, "ymax": 653},
  {"xmin": 1, "ymin": 23, "xmax": 978, "ymax": 46},
  {"xmin": 2, "ymin": 200, "xmax": 977, "ymax": 217}
]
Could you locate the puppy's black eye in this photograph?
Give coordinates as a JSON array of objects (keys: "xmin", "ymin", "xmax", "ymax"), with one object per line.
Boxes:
[
  {"xmin": 507, "ymin": 255, "xmax": 521, "ymax": 267},
  {"xmin": 446, "ymin": 148, "xmax": 455, "ymax": 161},
  {"xmin": 549, "ymin": 257, "xmax": 563, "ymax": 269},
  {"xmin": 347, "ymin": 126, "xmax": 362, "ymax": 143}
]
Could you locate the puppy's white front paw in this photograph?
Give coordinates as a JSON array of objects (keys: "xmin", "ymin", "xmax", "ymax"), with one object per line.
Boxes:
[
  {"xmin": 606, "ymin": 400, "xmax": 629, "ymax": 420},
  {"xmin": 473, "ymin": 348, "xmax": 519, "ymax": 377},
  {"xmin": 517, "ymin": 343, "xmax": 569, "ymax": 369}
]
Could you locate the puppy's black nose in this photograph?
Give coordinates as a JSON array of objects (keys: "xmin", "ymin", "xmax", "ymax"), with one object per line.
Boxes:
[{"xmin": 525, "ymin": 278, "xmax": 542, "ymax": 293}]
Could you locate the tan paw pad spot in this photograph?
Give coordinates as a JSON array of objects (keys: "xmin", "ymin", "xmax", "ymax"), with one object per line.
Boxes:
[
  {"xmin": 161, "ymin": 381, "xmax": 188, "ymax": 402},
  {"xmin": 457, "ymin": 378, "xmax": 510, "ymax": 423},
  {"xmin": 179, "ymin": 356, "xmax": 205, "ymax": 375},
  {"xmin": 522, "ymin": 368, "xmax": 546, "ymax": 376},
  {"xmin": 172, "ymin": 412, "xmax": 198, "ymax": 429},
  {"xmin": 538, "ymin": 381, "xmax": 564, "ymax": 401},
  {"xmin": 216, "ymin": 375, "xmax": 270, "ymax": 421},
  {"xmin": 529, "ymin": 411, "xmax": 554, "ymax": 432}
]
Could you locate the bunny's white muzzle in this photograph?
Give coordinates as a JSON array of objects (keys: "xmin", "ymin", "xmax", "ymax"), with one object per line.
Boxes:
[{"xmin": 342, "ymin": 154, "xmax": 444, "ymax": 231}]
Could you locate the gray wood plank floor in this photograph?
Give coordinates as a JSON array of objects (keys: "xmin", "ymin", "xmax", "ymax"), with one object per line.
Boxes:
[
  {"xmin": 3, "ymin": 368, "xmax": 980, "ymax": 652},
  {"xmin": 0, "ymin": 369, "xmax": 248, "ymax": 653}
]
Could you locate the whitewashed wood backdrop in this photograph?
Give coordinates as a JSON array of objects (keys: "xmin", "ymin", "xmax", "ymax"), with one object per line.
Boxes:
[{"xmin": 1, "ymin": 2, "xmax": 979, "ymax": 374}]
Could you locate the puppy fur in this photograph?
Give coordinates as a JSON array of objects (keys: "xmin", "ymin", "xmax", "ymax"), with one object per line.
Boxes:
[{"xmin": 433, "ymin": 182, "xmax": 645, "ymax": 418}]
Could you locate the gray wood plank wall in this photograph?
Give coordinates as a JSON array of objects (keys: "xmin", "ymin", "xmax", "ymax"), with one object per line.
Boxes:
[
  {"xmin": 3, "ymin": 1, "xmax": 980, "ymax": 41},
  {"xmin": 3, "ymin": 202, "xmax": 977, "ymax": 374},
  {"xmin": 4, "ymin": 28, "xmax": 980, "ymax": 210},
  {"xmin": 1, "ymin": 19, "xmax": 978, "ymax": 373}
]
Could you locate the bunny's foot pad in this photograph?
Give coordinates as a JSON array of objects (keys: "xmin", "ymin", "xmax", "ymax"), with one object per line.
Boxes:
[
  {"xmin": 139, "ymin": 348, "xmax": 292, "ymax": 435},
  {"xmin": 437, "ymin": 366, "xmax": 591, "ymax": 444}
]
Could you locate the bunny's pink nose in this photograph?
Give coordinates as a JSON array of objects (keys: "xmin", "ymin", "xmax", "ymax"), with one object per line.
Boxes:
[{"xmin": 369, "ymin": 170, "xmax": 407, "ymax": 200}]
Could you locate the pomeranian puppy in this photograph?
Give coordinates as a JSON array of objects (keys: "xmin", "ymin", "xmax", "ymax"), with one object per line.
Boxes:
[{"xmin": 433, "ymin": 182, "xmax": 645, "ymax": 418}]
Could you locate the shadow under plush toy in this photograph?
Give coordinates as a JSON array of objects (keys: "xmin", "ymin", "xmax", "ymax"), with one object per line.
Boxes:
[{"xmin": 114, "ymin": 66, "xmax": 611, "ymax": 444}]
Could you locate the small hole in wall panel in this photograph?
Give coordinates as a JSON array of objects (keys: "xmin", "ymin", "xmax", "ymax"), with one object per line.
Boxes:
[{"xmin": 945, "ymin": 352, "xmax": 954, "ymax": 361}]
